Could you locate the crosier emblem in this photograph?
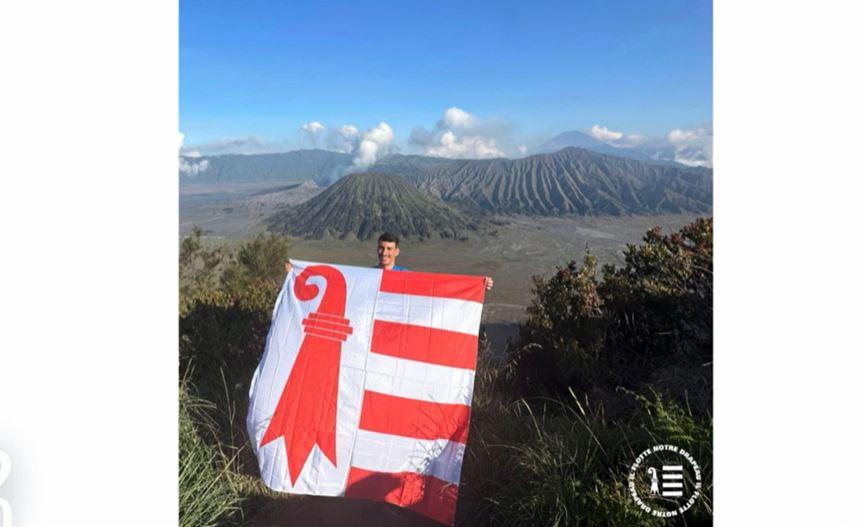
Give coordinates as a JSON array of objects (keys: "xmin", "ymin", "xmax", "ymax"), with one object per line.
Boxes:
[{"xmin": 260, "ymin": 265, "xmax": 352, "ymax": 485}]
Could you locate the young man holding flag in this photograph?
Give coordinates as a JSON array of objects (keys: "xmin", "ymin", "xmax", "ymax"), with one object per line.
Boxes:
[{"xmin": 285, "ymin": 232, "xmax": 494, "ymax": 290}]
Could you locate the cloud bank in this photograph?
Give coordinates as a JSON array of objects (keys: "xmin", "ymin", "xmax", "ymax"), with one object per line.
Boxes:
[
  {"xmin": 666, "ymin": 127, "xmax": 712, "ymax": 167},
  {"xmin": 178, "ymin": 132, "xmax": 209, "ymax": 176},
  {"xmin": 409, "ymin": 107, "xmax": 511, "ymax": 158},
  {"xmin": 180, "ymin": 136, "xmax": 293, "ymax": 156},
  {"xmin": 589, "ymin": 124, "xmax": 643, "ymax": 147}
]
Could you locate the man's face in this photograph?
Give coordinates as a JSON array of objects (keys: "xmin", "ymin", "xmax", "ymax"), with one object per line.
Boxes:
[{"xmin": 377, "ymin": 240, "xmax": 399, "ymax": 267}]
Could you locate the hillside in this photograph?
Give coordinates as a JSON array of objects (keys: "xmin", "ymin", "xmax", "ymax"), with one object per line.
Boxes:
[
  {"xmin": 179, "ymin": 149, "xmax": 352, "ymax": 186},
  {"xmin": 267, "ymin": 173, "xmax": 479, "ymax": 240},
  {"xmin": 371, "ymin": 147, "xmax": 712, "ymax": 216}
]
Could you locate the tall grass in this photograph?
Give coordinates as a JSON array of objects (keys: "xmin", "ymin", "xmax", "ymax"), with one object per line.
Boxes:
[
  {"xmin": 179, "ymin": 381, "xmax": 242, "ymax": 527},
  {"xmin": 459, "ymin": 347, "xmax": 713, "ymax": 526}
]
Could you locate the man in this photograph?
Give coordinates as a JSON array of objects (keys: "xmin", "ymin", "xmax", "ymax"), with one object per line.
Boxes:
[
  {"xmin": 374, "ymin": 232, "xmax": 408, "ymax": 271},
  {"xmin": 284, "ymin": 232, "xmax": 494, "ymax": 290}
]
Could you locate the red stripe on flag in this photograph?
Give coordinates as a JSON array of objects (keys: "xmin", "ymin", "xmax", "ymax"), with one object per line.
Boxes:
[
  {"xmin": 345, "ymin": 466, "xmax": 458, "ymax": 526},
  {"xmin": 380, "ymin": 269, "xmax": 485, "ymax": 303},
  {"xmin": 371, "ymin": 319, "xmax": 478, "ymax": 370},
  {"xmin": 359, "ymin": 391, "xmax": 470, "ymax": 444}
]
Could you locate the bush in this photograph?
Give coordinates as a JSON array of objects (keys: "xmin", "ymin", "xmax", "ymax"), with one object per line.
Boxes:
[
  {"xmin": 179, "ymin": 230, "xmax": 289, "ymax": 502},
  {"xmin": 220, "ymin": 232, "xmax": 290, "ymax": 295},
  {"xmin": 515, "ymin": 218, "xmax": 712, "ymax": 414}
]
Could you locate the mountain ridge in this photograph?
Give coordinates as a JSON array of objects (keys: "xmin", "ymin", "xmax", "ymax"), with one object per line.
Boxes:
[{"xmin": 370, "ymin": 147, "xmax": 712, "ymax": 216}]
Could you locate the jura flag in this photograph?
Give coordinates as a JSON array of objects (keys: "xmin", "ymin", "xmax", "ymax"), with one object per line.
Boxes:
[{"xmin": 247, "ymin": 259, "xmax": 486, "ymax": 525}]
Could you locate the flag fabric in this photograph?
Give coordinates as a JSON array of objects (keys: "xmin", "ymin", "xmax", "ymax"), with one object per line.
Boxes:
[{"xmin": 247, "ymin": 259, "xmax": 486, "ymax": 526}]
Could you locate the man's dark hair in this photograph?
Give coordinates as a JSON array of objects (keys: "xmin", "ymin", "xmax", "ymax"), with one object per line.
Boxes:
[{"xmin": 378, "ymin": 232, "xmax": 399, "ymax": 247}]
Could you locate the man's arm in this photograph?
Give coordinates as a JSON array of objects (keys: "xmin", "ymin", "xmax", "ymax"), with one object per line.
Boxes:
[{"xmin": 285, "ymin": 261, "xmax": 293, "ymax": 273}]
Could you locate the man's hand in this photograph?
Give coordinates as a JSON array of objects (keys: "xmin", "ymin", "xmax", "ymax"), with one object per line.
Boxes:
[
  {"xmin": 484, "ymin": 276, "xmax": 494, "ymax": 291},
  {"xmin": 285, "ymin": 261, "xmax": 293, "ymax": 273}
]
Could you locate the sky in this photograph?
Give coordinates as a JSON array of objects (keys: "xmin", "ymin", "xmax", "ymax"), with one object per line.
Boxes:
[{"xmin": 180, "ymin": 0, "xmax": 712, "ymax": 163}]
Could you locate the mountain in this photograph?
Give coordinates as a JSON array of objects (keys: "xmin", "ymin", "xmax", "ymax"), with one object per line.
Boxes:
[
  {"xmin": 533, "ymin": 131, "xmax": 654, "ymax": 162},
  {"xmin": 371, "ymin": 147, "xmax": 712, "ymax": 216},
  {"xmin": 267, "ymin": 173, "xmax": 479, "ymax": 240},
  {"xmin": 178, "ymin": 149, "xmax": 352, "ymax": 186},
  {"xmin": 243, "ymin": 181, "xmax": 322, "ymax": 207}
]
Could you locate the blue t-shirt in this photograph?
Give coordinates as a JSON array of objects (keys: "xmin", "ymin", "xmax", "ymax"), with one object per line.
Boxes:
[{"xmin": 377, "ymin": 265, "xmax": 408, "ymax": 271}]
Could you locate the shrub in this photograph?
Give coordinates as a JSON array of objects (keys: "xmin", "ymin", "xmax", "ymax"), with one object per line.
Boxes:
[{"xmin": 515, "ymin": 218, "xmax": 712, "ymax": 414}]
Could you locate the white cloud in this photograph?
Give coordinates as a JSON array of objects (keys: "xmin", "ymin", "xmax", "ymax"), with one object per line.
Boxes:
[
  {"xmin": 443, "ymin": 107, "xmax": 477, "ymax": 128},
  {"xmin": 517, "ymin": 145, "xmax": 528, "ymax": 155},
  {"xmin": 178, "ymin": 132, "xmax": 208, "ymax": 175},
  {"xmin": 589, "ymin": 124, "xmax": 643, "ymax": 147},
  {"xmin": 325, "ymin": 124, "xmax": 360, "ymax": 153},
  {"xmin": 666, "ymin": 127, "xmax": 713, "ymax": 167},
  {"xmin": 409, "ymin": 107, "xmax": 509, "ymax": 158},
  {"xmin": 352, "ymin": 122, "xmax": 395, "ymax": 168},
  {"xmin": 424, "ymin": 131, "xmax": 504, "ymax": 158},
  {"xmin": 179, "ymin": 158, "xmax": 210, "ymax": 177},
  {"xmin": 301, "ymin": 121, "xmax": 325, "ymax": 134},
  {"xmin": 339, "ymin": 124, "xmax": 358, "ymax": 138},
  {"xmin": 590, "ymin": 124, "xmax": 624, "ymax": 141},
  {"xmin": 300, "ymin": 121, "xmax": 326, "ymax": 145}
]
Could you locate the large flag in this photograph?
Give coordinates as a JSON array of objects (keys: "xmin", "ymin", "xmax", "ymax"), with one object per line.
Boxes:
[{"xmin": 247, "ymin": 259, "xmax": 486, "ymax": 526}]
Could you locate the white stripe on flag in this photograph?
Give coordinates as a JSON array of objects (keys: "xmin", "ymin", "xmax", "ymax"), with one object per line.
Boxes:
[
  {"xmin": 350, "ymin": 429, "xmax": 465, "ymax": 485},
  {"xmin": 663, "ymin": 482, "xmax": 683, "ymax": 488},
  {"xmin": 662, "ymin": 491, "xmax": 683, "ymax": 497},
  {"xmin": 363, "ymin": 352, "xmax": 475, "ymax": 406},
  {"xmin": 374, "ymin": 291, "xmax": 482, "ymax": 336},
  {"xmin": 663, "ymin": 465, "xmax": 683, "ymax": 471},
  {"xmin": 662, "ymin": 473, "xmax": 684, "ymax": 479}
]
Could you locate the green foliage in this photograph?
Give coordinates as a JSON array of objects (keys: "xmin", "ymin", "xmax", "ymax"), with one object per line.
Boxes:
[
  {"xmin": 179, "ymin": 382, "xmax": 242, "ymax": 527},
  {"xmin": 179, "ymin": 233, "xmax": 287, "ymax": 504},
  {"xmin": 516, "ymin": 218, "xmax": 712, "ymax": 413},
  {"xmin": 461, "ymin": 366, "xmax": 713, "ymax": 526},
  {"xmin": 220, "ymin": 232, "xmax": 290, "ymax": 295},
  {"xmin": 179, "ymin": 226, "xmax": 226, "ymax": 298}
]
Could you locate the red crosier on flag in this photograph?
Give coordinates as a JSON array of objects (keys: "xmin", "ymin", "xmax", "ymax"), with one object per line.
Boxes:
[{"xmin": 247, "ymin": 259, "xmax": 486, "ymax": 526}]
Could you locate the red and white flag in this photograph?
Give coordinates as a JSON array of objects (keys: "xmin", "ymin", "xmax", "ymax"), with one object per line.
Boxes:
[{"xmin": 247, "ymin": 259, "xmax": 486, "ymax": 526}]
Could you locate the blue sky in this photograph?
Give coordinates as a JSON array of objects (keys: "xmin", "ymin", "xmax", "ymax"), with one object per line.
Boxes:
[{"xmin": 180, "ymin": 0, "xmax": 712, "ymax": 158}]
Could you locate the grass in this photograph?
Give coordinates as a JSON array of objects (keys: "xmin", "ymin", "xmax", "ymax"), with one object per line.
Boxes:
[
  {"xmin": 458, "ymin": 349, "xmax": 713, "ymax": 526},
  {"xmin": 179, "ymin": 380, "xmax": 243, "ymax": 527}
]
